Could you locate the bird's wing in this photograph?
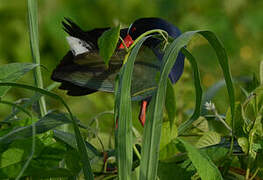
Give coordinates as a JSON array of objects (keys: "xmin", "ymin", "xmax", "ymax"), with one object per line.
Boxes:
[{"xmin": 52, "ymin": 46, "xmax": 161, "ymax": 100}]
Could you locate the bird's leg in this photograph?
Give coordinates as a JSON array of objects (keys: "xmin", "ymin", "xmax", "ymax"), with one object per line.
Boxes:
[
  {"xmin": 139, "ymin": 100, "xmax": 148, "ymax": 126},
  {"xmin": 115, "ymin": 118, "xmax": 118, "ymax": 129}
]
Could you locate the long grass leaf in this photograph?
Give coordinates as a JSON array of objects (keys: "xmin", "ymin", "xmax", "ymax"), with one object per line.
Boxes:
[
  {"xmin": 3, "ymin": 82, "xmax": 59, "ymax": 122},
  {"xmin": 0, "ymin": 82, "xmax": 94, "ymax": 180},
  {"xmin": 0, "ymin": 100, "xmax": 32, "ymax": 118},
  {"xmin": 116, "ymin": 36, "xmax": 150, "ymax": 180},
  {"xmin": 177, "ymin": 48, "xmax": 202, "ymax": 135},
  {"xmin": 27, "ymin": 0, "xmax": 47, "ymax": 116},
  {"xmin": 139, "ymin": 30, "xmax": 235, "ymax": 180},
  {"xmin": 0, "ymin": 63, "xmax": 38, "ymax": 97}
]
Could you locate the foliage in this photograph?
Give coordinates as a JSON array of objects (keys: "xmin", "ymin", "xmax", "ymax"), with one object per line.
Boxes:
[
  {"xmin": 0, "ymin": 0, "xmax": 263, "ymax": 180},
  {"xmin": 98, "ymin": 25, "xmax": 121, "ymax": 68}
]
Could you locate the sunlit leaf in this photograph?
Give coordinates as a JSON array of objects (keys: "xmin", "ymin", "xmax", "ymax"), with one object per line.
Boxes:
[
  {"xmin": 98, "ymin": 25, "xmax": 121, "ymax": 67},
  {"xmin": 196, "ymin": 131, "xmax": 221, "ymax": 148},
  {"xmin": 237, "ymin": 137, "xmax": 248, "ymax": 154}
]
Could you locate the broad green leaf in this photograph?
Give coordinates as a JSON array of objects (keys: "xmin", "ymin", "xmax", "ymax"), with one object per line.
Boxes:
[
  {"xmin": 201, "ymin": 146, "xmax": 229, "ymax": 165},
  {"xmin": 0, "ymin": 138, "xmax": 44, "ymax": 169},
  {"xmin": 159, "ymin": 139, "xmax": 180, "ymax": 161},
  {"xmin": 98, "ymin": 25, "xmax": 121, "ymax": 67},
  {"xmin": 165, "ymin": 79, "xmax": 176, "ymax": 129},
  {"xmin": 53, "ymin": 130, "xmax": 101, "ymax": 158},
  {"xmin": 157, "ymin": 161, "xmax": 194, "ymax": 180},
  {"xmin": 237, "ymin": 137, "xmax": 248, "ymax": 154},
  {"xmin": 159, "ymin": 121, "xmax": 177, "ymax": 150},
  {"xmin": 0, "ymin": 63, "xmax": 38, "ymax": 97},
  {"xmin": 196, "ymin": 131, "xmax": 221, "ymax": 148},
  {"xmin": 179, "ymin": 138, "xmax": 223, "ymax": 180}
]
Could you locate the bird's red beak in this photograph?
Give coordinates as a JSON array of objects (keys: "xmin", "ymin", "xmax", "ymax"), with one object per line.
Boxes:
[{"xmin": 119, "ymin": 34, "xmax": 134, "ymax": 49}]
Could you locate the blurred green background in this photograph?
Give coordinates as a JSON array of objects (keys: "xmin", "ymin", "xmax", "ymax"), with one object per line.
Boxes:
[{"xmin": 0, "ymin": 0, "xmax": 263, "ymax": 133}]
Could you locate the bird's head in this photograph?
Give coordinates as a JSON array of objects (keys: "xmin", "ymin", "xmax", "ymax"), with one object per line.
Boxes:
[{"xmin": 119, "ymin": 17, "xmax": 182, "ymax": 49}]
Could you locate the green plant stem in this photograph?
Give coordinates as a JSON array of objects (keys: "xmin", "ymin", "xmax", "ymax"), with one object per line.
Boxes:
[
  {"xmin": 27, "ymin": 0, "xmax": 47, "ymax": 117},
  {"xmin": 249, "ymin": 168, "xmax": 259, "ymax": 180},
  {"xmin": 214, "ymin": 110, "xmax": 232, "ymax": 133},
  {"xmin": 128, "ymin": 29, "xmax": 168, "ymax": 51},
  {"xmin": 260, "ymin": 60, "xmax": 263, "ymax": 85},
  {"xmin": 119, "ymin": 36, "xmax": 129, "ymax": 52}
]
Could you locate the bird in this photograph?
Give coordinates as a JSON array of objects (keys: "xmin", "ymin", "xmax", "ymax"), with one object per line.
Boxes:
[{"xmin": 51, "ymin": 17, "xmax": 185, "ymax": 126}]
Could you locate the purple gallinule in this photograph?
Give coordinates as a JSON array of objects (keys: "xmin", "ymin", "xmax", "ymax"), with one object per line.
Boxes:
[{"xmin": 52, "ymin": 17, "xmax": 184, "ymax": 126}]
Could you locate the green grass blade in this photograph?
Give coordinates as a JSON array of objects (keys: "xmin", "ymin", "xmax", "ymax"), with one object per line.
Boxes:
[
  {"xmin": 3, "ymin": 82, "xmax": 59, "ymax": 122},
  {"xmin": 139, "ymin": 30, "xmax": 234, "ymax": 180},
  {"xmin": 165, "ymin": 79, "xmax": 176, "ymax": 129},
  {"xmin": 0, "ymin": 82, "xmax": 94, "ymax": 180},
  {"xmin": 178, "ymin": 48, "xmax": 202, "ymax": 135},
  {"xmin": 0, "ymin": 100, "xmax": 33, "ymax": 118},
  {"xmin": 0, "ymin": 112, "xmax": 71, "ymax": 144},
  {"xmin": 116, "ymin": 36, "xmax": 150, "ymax": 180},
  {"xmin": 0, "ymin": 63, "xmax": 38, "ymax": 97},
  {"xmin": 27, "ymin": 0, "xmax": 47, "ymax": 117},
  {"xmin": 199, "ymin": 31, "xmax": 235, "ymax": 128}
]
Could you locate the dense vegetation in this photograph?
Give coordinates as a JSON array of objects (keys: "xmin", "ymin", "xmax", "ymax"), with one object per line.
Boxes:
[{"xmin": 0, "ymin": 0, "xmax": 263, "ymax": 179}]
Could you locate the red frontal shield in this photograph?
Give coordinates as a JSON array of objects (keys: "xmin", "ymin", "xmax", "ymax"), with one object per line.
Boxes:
[{"xmin": 119, "ymin": 34, "xmax": 134, "ymax": 49}]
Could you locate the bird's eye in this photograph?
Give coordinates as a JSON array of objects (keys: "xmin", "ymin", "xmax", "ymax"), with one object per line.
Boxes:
[{"xmin": 132, "ymin": 27, "xmax": 136, "ymax": 32}]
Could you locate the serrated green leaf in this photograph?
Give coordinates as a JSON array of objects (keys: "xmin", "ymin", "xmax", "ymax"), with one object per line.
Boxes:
[
  {"xmin": 179, "ymin": 138, "xmax": 223, "ymax": 180},
  {"xmin": 98, "ymin": 25, "xmax": 121, "ymax": 67},
  {"xmin": 196, "ymin": 131, "xmax": 221, "ymax": 148}
]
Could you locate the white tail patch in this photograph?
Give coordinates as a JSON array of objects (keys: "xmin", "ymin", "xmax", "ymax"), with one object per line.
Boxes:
[{"xmin": 66, "ymin": 36, "xmax": 91, "ymax": 56}]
